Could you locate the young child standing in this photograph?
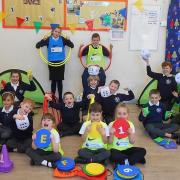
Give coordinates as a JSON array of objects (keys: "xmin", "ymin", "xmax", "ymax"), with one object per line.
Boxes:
[
  {"xmin": 0, "ymin": 69, "xmax": 36, "ymax": 105},
  {"xmin": 97, "ymin": 80, "xmax": 135, "ymax": 124},
  {"xmin": 139, "ymin": 89, "xmax": 179, "ymax": 140},
  {"xmin": 6, "ymin": 98, "xmax": 34, "ymax": 153},
  {"xmin": 145, "ymin": 61, "xmax": 177, "ymax": 110},
  {"xmin": 75, "ymin": 102, "xmax": 110, "ymax": 164},
  {"xmin": 45, "ymin": 92, "xmax": 83, "ymax": 137},
  {"xmin": 26, "ymin": 113, "xmax": 63, "ymax": 168},
  {"xmin": 109, "ymin": 103, "xmax": 146, "ymax": 166},
  {"xmin": 36, "ymin": 26, "xmax": 74, "ymax": 101},
  {"xmin": 0, "ymin": 92, "xmax": 16, "ymax": 144}
]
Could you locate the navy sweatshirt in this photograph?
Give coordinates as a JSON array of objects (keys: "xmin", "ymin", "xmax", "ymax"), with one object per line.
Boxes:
[
  {"xmin": 139, "ymin": 102, "xmax": 166, "ymax": 126},
  {"xmin": 146, "ymin": 65, "xmax": 177, "ymax": 102},
  {"xmin": 49, "ymin": 101, "xmax": 83, "ymax": 125},
  {"xmin": 96, "ymin": 90, "xmax": 135, "ymax": 117},
  {"xmin": 0, "ymin": 81, "xmax": 36, "ymax": 102}
]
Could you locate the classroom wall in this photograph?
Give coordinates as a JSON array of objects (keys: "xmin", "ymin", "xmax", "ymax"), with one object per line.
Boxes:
[{"xmin": 0, "ymin": 0, "xmax": 170, "ymax": 101}]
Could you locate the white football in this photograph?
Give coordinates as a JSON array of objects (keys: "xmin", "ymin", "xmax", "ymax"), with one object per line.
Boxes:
[
  {"xmin": 141, "ymin": 49, "xmax": 151, "ymax": 61},
  {"xmin": 88, "ymin": 65, "xmax": 100, "ymax": 76},
  {"xmin": 175, "ymin": 73, "xmax": 180, "ymax": 84}
]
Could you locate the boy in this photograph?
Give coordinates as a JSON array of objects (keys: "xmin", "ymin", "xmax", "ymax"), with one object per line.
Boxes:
[
  {"xmin": 146, "ymin": 61, "xmax": 177, "ymax": 110},
  {"xmin": 97, "ymin": 80, "xmax": 135, "ymax": 124},
  {"xmin": 139, "ymin": 89, "xmax": 179, "ymax": 140},
  {"xmin": 7, "ymin": 98, "xmax": 34, "ymax": 153},
  {"xmin": 75, "ymin": 102, "xmax": 110, "ymax": 164},
  {"xmin": 45, "ymin": 92, "xmax": 83, "ymax": 137}
]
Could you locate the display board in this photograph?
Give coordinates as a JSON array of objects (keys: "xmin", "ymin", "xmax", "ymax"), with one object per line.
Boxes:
[{"xmin": 2, "ymin": 0, "xmax": 128, "ymax": 31}]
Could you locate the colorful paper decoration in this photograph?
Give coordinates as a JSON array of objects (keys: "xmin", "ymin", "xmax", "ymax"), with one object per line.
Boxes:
[
  {"xmin": 16, "ymin": 17, "xmax": 25, "ymax": 27},
  {"xmin": 33, "ymin": 21, "xmax": 42, "ymax": 33},
  {"xmin": 50, "ymin": 23, "xmax": 60, "ymax": 30},
  {"xmin": 0, "ymin": 11, "xmax": 7, "ymax": 21},
  {"xmin": 68, "ymin": 23, "xmax": 77, "ymax": 34},
  {"xmin": 134, "ymin": 0, "xmax": 144, "ymax": 12},
  {"xmin": 119, "ymin": 8, "xmax": 127, "ymax": 18},
  {"xmin": 85, "ymin": 19, "xmax": 94, "ymax": 30}
]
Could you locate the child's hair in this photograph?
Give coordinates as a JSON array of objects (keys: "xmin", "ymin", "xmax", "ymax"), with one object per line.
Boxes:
[
  {"xmin": 149, "ymin": 89, "xmax": 160, "ymax": 97},
  {"xmin": 41, "ymin": 113, "xmax": 56, "ymax": 124},
  {"xmin": 109, "ymin": 80, "xmax": 120, "ymax": 89},
  {"xmin": 10, "ymin": 69, "xmax": 22, "ymax": 81},
  {"xmin": 115, "ymin": 103, "xmax": 129, "ymax": 118},
  {"xmin": 63, "ymin": 91, "xmax": 74, "ymax": 99},
  {"xmin": 2, "ymin": 92, "xmax": 15, "ymax": 101},
  {"xmin": 88, "ymin": 75, "xmax": 100, "ymax": 85},
  {"xmin": 161, "ymin": 62, "xmax": 172, "ymax": 69},
  {"xmin": 89, "ymin": 102, "xmax": 102, "ymax": 113},
  {"xmin": 21, "ymin": 98, "xmax": 35, "ymax": 108},
  {"xmin": 92, "ymin": 33, "xmax": 100, "ymax": 40}
]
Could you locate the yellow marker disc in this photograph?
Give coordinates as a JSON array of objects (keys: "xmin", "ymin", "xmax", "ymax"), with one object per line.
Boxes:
[
  {"xmin": 88, "ymin": 122, "xmax": 102, "ymax": 139},
  {"xmin": 85, "ymin": 163, "xmax": 105, "ymax": 176},
  {"xmin": 116, "ymin": 170, "xmax": 137, "ymax": 179}
]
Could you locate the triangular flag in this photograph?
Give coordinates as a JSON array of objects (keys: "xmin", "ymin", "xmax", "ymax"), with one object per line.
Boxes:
[
  {"xmin": 0, "ymin": 12, "xmax": 7, "ymax": 21},
  {"xmin": 16, "ymin": 17, "xmax": 25, "ymax": 27},
  {"xmin": 119, "ymin": 8, "xmax": 127, "ymax": 18},
  {"xmin": 69, "ymin": 23, "xmax": 77, "ymax": 34},
  {"xmin": 50, "ymin": 23, "xmax": 60, "ymax": 30},
  {"xmin": 134, "ymin": 0, "xmax": 144, "ymax": 12},
  {"xmin": 85, "ymin": 19, "xmax": 94, "ymax": 30},
  {"xmin": 33, "ymin": 21, "xmax": 42, "ymax": 33}
]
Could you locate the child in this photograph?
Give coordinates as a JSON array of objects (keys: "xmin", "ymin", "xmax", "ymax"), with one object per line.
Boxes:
[
  {"xmin": 109, "ymin": 103, "xmax": 146, "ymax": 166},
  {"xmin": 97, "ymin": 80, "xmax": 135, "ymax": 124},
  {"xmin": 0, "ymin": 92, "xmax": 16, "ymax": 144},
  {"xmin": 45, "ymin": 92, "xmax": 83, "ymax": 137},
  {"xmin": 75, "ymin": 102, "xmax": 110, "ymax": 164},
  {"xmin": 78, "ymin": 33, "xmax": 113, "ymax": 68},
  {"xmin": 139, "ymin": 89, "xmax": 179, "ymax": 140},
  {"xmin": 6, "ymin": 98, "xmax": 34, "ymax": 153},
  {"xmin": 146, "ymin": 61, "xmax": 177, "ymax": 110},
  {"xmin": 0, "ymin": 69, "xmax": 36, "ymax": 105},
  {"xmin": 26, "ymin": 113, "xmax": 63, "ymax": 168},
  {"xmin": 36, "ymin": 26, "xmax": 74, "ymax": 102}
]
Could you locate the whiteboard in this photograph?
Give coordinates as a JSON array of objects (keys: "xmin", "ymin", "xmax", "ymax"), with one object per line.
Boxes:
[{"xmin": 129, "ymin": 5, "xmax": 161, "ymax": 50}]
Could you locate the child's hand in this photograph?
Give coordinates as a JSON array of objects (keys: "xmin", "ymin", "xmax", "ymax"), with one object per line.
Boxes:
[
  {"xmin": 32, "ymin": 133, "xmax": 36, "ymax": 140},
  {"xmin": 97, "ymin": 125, "xmax": 105, "ymax": 136},
  {"xmin": 14, "ymin": 114, "xmax": 25, "ymax": 120},
  {"xmin": 110, "ymin": 43, "xmax": 113, "ymax": 50},
  {"xmin": 43, "ymin": 35, "xmax": 48, "ymax": 40},
  {"xmin": 28, "ymin": 74, "xmax": 33, "ymax": 81},
  {"xmin": 127, "ymin": 128, "xmax": 134, "ymax": 135},
  {"xmin": 123, "ymin": 87, "xmax": 130, "ymax": 91},
  {"xmin": 172, "ymin": 91, "xmax": 178, "ymax": 97},
  {"xmin": 87, "ymin": 94, "xmax": 95, "ymax": 99},
  {"xmin": 110, "ymin": 127, "xmax": 115, "ymax": 136},
  {"xmin": 66, "ymin": 36, "xmax": 70, "ymax": 40},
  {"xmin": 79, "ymin": 44, "xmax": 84, "ymax": 49},
  {"xmin": 45, "ymin": 93, "xmax": 52, "ymax": 101},
  {"xmin": 50, "ymin": 134, "xmax": 55, "ymax": 141}
]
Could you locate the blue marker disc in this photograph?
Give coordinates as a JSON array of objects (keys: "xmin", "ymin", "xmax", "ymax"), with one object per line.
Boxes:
[
  {"xmin": 34, "ymin": 128, "xmax": 51, "ymax": 148},
  {"xmin": 56, "ymin": 157, "xmax": 75, "ymax": 171}
]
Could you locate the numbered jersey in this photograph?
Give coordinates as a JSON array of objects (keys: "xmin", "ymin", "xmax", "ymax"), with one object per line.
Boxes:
[{"xmin": 109, "ymin": 120, "xmax": 135, "ymax": 151}]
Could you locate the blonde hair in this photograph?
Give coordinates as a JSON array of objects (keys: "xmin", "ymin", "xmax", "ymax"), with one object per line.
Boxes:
[
  {"xmin": 114, "ymin": 103, "xmax": 129, "ymax": 118},
  {"xmin": 21, "ymin": 98, "xmax": 35, "ymax": 108}
]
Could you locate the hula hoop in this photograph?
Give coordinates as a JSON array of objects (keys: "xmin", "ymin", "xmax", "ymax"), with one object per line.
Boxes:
[
  {"xmin": 79, "ymin": 44, "xmax": 112, "ymax": 71},
  {"xmin": 38, "ymin": 32, "xmax": 72, "ymax": 67}
]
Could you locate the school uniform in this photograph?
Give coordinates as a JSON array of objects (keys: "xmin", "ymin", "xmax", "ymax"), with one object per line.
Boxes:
[
  {"xmin": 6, "ymin": 109, "xmax": 33, "ymax": 153},
  {"xmin": 109, "ymin": 120, "xmax": 146, "ymax": 165},
  {"xmin": 49, "ymin": 101, "xmax": 83, "ymax": 137},
  {"xmin": 36, "ymin": 36, "xmax": 74, "ymax": 101},
  {"xmin": 139, "ymin": 101, "xmax": 179, "ymax": 139},
  {"xmin": 146, "ymin": 65, "xmax": 177, "ymax": 110},
  {"xmin": 96, "ymin": 90, "xmax": 135, "ymax": 124}
]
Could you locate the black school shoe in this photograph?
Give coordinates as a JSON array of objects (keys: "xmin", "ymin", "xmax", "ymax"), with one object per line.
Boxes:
[{"xmin": 171, "ymin": 133, "xmax": 180, "ymax": 139}]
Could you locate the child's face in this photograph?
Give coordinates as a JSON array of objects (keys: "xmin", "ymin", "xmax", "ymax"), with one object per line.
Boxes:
[
  {"xmin": 3, "ymin": 96, "xmax": 14, "ymax": 109},
  {"xmin": 109, "ymin": 83, "xmax": 119, "ymax": 94},
  {"xmin": 162, "ymin": 66, "xmax": 172, "ymax": 76},
  {"xmin": 52, "ymin": 28, "xmax": 61, "ymax": 38},
  {"xmin": 11, "ymin": 73, "xmax": 20, "ymax": 84},
  {"xmin": 89, "ymin": 79, "xmax": 98, "ymax": 88},
  {"xmin": 90, "ymin": 112, "xmax": 102, "ymax": 122},
  {"xmin": 20, "ymin": 102, "xmax": 32, "ymax": 115},
  {"xmin": 149, "ymin": 94, "xmax": 161, "ymax": 105},
  {"xmin": 116, "ymin": 107, "xmax": 129, "ymax": 119},
  {"xmin": 63, "ymin": 94, "xmax": 74, "ymax": 107},
  {"xmin": 41, "ymin": 118, "xmax": 53, "ymax": 130},
  {"xmin": 92, "ymin": 37, "xmax": 100, "ymax": 47}
]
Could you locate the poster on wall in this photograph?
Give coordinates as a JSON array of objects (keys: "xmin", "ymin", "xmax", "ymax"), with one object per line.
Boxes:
[
  {"xmin": 129, "ymin": 5, "xmax": 161, "ymax": 50},
  {"xmin": 2, "ymin": 0, "xmax": 128, "ymax": 31}
]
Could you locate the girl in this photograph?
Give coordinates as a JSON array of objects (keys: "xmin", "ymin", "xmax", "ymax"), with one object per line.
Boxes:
[
  {"xmin": 0, "ymin": 69, "xmax": 36, "ymax": 105},
  {"xmin": 0, "ymin": 92, "xmax": 16, "ymax": 144},
  {"xmin": 36, "ymin": 26, "xmax": 74, "ymax": 102},
  {"xmin": 109, "ymin": 103, "xmax": 146, "ymax": 166},
  {"xmin": 26, "ymin": 113, "xmax": 63, "ymax": 168}
]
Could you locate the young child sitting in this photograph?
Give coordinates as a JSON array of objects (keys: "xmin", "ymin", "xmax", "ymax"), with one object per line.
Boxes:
[
  {"xmin": 145, "ymin": 61, "xmax": 177, "ymax": 110},
  {"xmin": 26, "ymin": 113, "xmax": 63, "ymax": 168},
  {"xmin": 75, "ymin": 102, "xmax": 110, "ymax": 164},
  {"xmin": 0, "ymin": 92, "xmax": 16, "ymax": 145},
  {"xmin": 6, "ymin": 98, "xmax": 34, "ymax": 153},
  {"xmin": 45, "ymin": 92, "xmax": 83, "ymax": 137},
  {"xmin": 139, "ymin": 89, "xmax": 179, "ymax": 143},
  {"xmin": 97, "ymin": 80, "xmax": 135, "ymax": 124},
  {"xmin": 109, "ymin": 103, "xmax": 146, "ymax": 166},
  {"xmin": 0, "ymin": 69, "xmax": 36, "ymax": 105}
]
